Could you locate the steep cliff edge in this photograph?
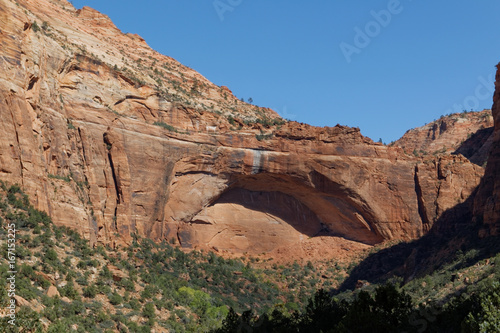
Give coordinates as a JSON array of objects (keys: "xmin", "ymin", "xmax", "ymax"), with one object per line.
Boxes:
[
  {"xmin": 0, "ymin": 0, "xmax": 486, "ymax": 258},
  {"xmin": 475, "ymin": 64, "xmax": 500, "ymax": 235}
]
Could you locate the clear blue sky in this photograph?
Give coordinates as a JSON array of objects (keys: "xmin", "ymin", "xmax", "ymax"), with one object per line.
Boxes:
[{"xmin": 71, "ymin": 0, "xmax": 500, "ymax": 143}]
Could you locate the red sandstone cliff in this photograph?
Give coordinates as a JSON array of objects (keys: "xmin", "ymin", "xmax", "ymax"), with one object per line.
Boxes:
[
  {"xmin": 394, "ymin": 110, "xmax": 493, "ymax": 165},
  {"xmin": 0, "ymin": 0, "xmax": 487, "ymax": 257}
]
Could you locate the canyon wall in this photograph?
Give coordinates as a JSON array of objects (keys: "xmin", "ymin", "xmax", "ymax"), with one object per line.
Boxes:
[
  {"xmin": 0, "ymin": 0, "xmax": 486, "ymax": 256},
  {"xmin": 475, "ymin": 63, "xmax": 500, "ymax": 236}
]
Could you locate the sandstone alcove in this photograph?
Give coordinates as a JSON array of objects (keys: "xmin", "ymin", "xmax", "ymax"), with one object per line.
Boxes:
[{"xmin": 178, "ymin": 173, "xmax": 384, "ymax": 254}]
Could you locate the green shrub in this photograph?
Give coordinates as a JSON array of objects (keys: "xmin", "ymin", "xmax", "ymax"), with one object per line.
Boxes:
[
  {"xmin": 153, "ymin": 121, "xmax": 177, "ymax": 132},
  {"xmin": 76, "ymin": 275, "xmax": 88, "ymax": 286},
  {"xmin": 64, "ymin": 300, "xmax": 85, "ymax": 316},
  {"xmin": 109, "ymin": 292, "xmax": 123, "ymax": 305},
  {"xmin": 119, "ymin": 278, "xmax": 135, "ymax": 292},
  {"xmin": 60, "ymin": 283, "xmax": 79, "ymax": 300},
  {"xmin": 48, "ymin": 173, "xmax": 71, "ymax": 183},
  {"xmin": 256, "ymin": 133, "xmax": 273, "ymax": 141},
  {"xmin": 129, "ymin": 298, "xmax": 141, "ymax": 311},
  {"xmin": 45, "ymin": 248, "xmax": 58, "ymax": 262},
  {"xmin": 100, "ymin": 266, "xmax": 112, "ymax": 279},
  {"xmin": 100, "ymin": 320, "xmax": 115, "ymax": 329},
  {"xmin": 142, "ymin": 302, "xmax": 156, "ymax": 319}
]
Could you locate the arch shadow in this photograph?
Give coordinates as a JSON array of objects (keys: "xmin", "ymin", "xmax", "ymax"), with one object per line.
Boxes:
[{"xmin": 200, "ymin": 172, "xmax": 384, "ymax": 245}]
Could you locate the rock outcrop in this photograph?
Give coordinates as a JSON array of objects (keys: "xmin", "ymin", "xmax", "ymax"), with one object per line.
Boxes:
[
  {"xmin": 0, "ymin": 0, "xmax": 487, "ymax": 257},
  {"xmin": 394, "ymin": 110, "xmax": 493, "ymax": 166}
]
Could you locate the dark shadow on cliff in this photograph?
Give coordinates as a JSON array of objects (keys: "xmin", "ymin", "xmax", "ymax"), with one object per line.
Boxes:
[
  {"xmin": 202, "ymin": 173, "xmax": 384, "ymax": 245},
  {"xmin": 453, "ymin": 126, "xmax": 493, "ymax": 166},
  {"xmin": 336, "ymin": 186, "xmax": 500, "ymax": 292},
  {"xmin": 208, "ymin": 187, "xmax": 329, "ymax": 238}
]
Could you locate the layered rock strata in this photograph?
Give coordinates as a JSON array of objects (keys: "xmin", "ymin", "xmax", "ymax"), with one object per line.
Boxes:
[
  {"xmin": 394, "ymin": 109, "xmax": 493, "ymax": 166},
  {"xmin": 0, "ymin": 0, "xmax": 486, "ymax": 255}
]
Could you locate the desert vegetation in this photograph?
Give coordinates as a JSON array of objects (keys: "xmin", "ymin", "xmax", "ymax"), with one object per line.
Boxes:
[{"xmin": 0, "ymin": 181, "xmax": 499, "ymax": 332}]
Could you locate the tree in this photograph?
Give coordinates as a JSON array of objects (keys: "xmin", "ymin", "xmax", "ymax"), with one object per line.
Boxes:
[
  {"xmin": 300, "ymin": 289, "xmax": 346, "ymax": 331},
  {"xmin": 213, "ymin": 308, "xmax": 240, "ymax": 333},
  {"xmin": 248, "ymin": 97, "xmax": 253, "ymax": 104},
  {"xmin": 462, "ymin": 281, "xmax": 500, "ymax": 332},
  {"xmin": 338, "ymin": 283, "xmax": 413, "ymax": 332}
]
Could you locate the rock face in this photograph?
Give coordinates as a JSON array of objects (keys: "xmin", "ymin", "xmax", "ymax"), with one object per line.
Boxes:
[
  {"xmin": 0, "ymin": 0, "xmax": 487, "ymax": 256},
  {"xmin": 46, "ymin": 286, "xmax": 60, "ymax": 298},
  {"xmin": 394, "ymin": 110, "xmax": 493, "ymax": 166},
  {"xmin": 475, "ymin": 64, "xmax": 500, "ymax": 236}
]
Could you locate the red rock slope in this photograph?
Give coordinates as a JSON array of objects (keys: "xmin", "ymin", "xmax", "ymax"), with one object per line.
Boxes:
[
  {"xmin": 393, "ymin": 110, "xmax": 493, "ymax": 165},
  {"xmin": 0, "ymin": 0, "xmax": 486, "ymax": 257}
]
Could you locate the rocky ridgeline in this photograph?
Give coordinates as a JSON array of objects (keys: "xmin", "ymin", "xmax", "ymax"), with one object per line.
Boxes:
[{"xmin": 393, "ymin": 109, "xmax": 493, "ymax": 165}]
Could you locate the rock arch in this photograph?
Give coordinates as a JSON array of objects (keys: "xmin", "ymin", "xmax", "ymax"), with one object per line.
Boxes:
[{"xmin": 174, "ymin": 172, "xmax": 384, "ymax": 254}]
